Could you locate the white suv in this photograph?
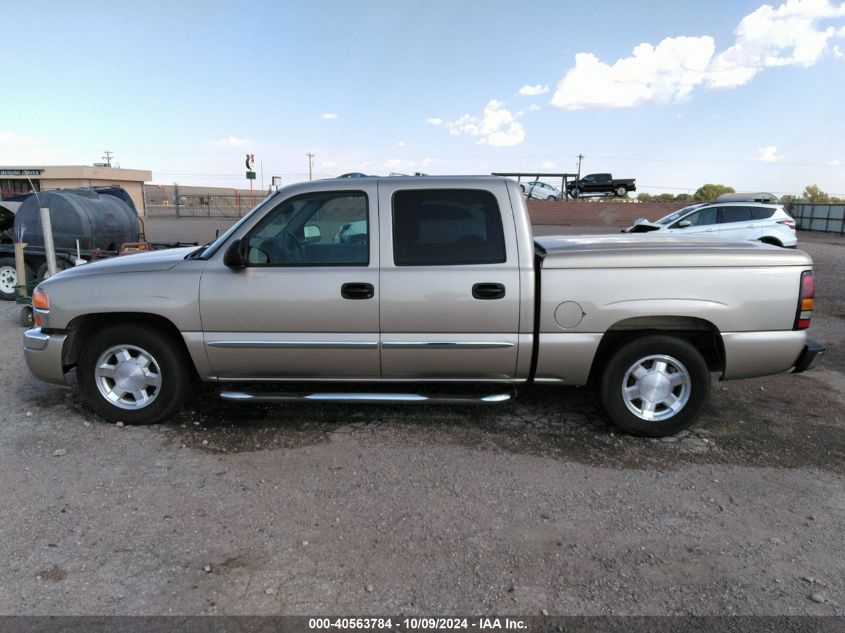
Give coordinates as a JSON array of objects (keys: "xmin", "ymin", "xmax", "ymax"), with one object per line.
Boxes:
[{"xmin": 623, "ymin": 202, "xmax": 797, "ymax": 247}]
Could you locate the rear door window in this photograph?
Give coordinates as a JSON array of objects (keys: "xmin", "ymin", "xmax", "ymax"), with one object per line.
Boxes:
[
  {"xmin": 392, "ymin": 189, "xmax": 506, "ymax": 266},
  {"xmin": 719, "ymin": 206, "xmax": 752, "ymax": 224}
]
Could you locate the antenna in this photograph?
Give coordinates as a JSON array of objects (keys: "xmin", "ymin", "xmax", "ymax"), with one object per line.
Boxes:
[
  {"xmin": 306, "ymin": 152, "xmax": 315, "ymax": 181},
  {"xmin": 102, "ymin": 150, "xmax": 114, "ymax": 167}
]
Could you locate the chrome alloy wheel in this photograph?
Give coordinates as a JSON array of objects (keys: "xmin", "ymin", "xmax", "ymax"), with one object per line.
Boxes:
[
  {"xmin": 621, "ymin": 354, "xmax": 691, "ymax": 422},
  {"xmin": 94, "ymin": 344, "xmax": 162, "ymax": 410}
]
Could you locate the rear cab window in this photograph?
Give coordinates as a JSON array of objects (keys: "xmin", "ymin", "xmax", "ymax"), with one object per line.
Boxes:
[{"xmin": 392, "ymin": 189, "xmax": 506, "ymax": 266}]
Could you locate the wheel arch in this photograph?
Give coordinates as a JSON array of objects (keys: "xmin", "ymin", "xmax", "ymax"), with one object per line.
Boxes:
[
  {"xmin": 62, "ymin": 312, "xmax": 198, "ymax": 378},
  {"xmin": 587, "ymin": 315, "xmax": 725, "ymax": 384},
  {"xmin": 759, "ymin": 236, "xmax": 783, "ymax": 247}
]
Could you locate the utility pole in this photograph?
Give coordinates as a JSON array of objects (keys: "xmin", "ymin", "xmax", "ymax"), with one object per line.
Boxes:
[
  {"xmin": 306, "ymin": 152, "xmax": 315, "ymax": 181},
  {"xmin": 576, "ymin": 154, "xmax": 583, "ymax": 182},
  {"xmin": 102, "ymin": 150, "xmax": 114, "ymax": 167}
]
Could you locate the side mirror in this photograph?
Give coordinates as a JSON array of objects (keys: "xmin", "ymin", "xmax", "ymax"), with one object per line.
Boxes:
[
  {"xmin": 678, "ymin": 220, "xmax": 692, "ymax": 228},
  {"xmin": 303, "ymin": 224, "xmax": 321, "ymax": 244},
  {"xmin": 223, "ymin": 238, "xmax": 247, "ymax": 268}
]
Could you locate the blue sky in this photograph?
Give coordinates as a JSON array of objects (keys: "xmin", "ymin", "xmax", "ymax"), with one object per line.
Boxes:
[{"xmin": 2, "ymin": 0, "xmax": 844, "ymax": 195}]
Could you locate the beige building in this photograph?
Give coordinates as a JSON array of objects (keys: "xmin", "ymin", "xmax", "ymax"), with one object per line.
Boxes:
[{"xmin": 0, "ymin": 165, "xmax": 152, "ymax": 216}]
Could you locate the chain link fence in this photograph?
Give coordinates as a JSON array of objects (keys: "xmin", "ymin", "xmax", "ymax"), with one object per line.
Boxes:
[
  {"xmin": 792, "ymin": 203, "xmax": 845, "ymax": 234},
  {"xmin": 144, "ymin": 188, "xmax": 270, "ymax": 218}
]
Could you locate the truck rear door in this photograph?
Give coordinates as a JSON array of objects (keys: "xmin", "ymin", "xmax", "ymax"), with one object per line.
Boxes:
[{"xmin": 377, "ymin": 181, "xmax": 521, "ymax": 379}]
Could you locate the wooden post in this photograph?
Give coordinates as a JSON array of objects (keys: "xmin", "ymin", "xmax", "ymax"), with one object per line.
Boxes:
[{"xmin": 14, "ymin": 242, "xmax": 28, "ymax": 297}]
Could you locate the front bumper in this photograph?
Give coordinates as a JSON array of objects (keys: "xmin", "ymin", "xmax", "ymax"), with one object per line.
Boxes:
[
  {"xmin": 23, "ymin": 327, "xmax": 69, "ymax": 386},
  {"xmin": 793, "ymin": 339, "xmax": 825, "ymax": 373}
]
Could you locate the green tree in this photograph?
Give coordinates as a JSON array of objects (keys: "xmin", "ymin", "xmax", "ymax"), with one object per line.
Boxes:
[
  {"xmin": 693, "ymin": 184, "xmax": 735, "ymax": 202},
  {"xmin": 674, "ymin": 193, "xmax": 692, "ymax": 202},
  {"xmin": 636, "ymin": 193, "xmax": 652, "ymax": 202},
  {"xmin": 655, "ymin": 193, "xmax": 675, "ymax": 202},
  {"xmin": 803, "ymin": 184, "xmax": 831, "ymax": 203}
]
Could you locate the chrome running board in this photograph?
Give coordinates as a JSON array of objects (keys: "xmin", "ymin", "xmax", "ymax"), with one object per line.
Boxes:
[{"xmin": 218, "ymin": 390, "xmax": 512, "ymax": 405}]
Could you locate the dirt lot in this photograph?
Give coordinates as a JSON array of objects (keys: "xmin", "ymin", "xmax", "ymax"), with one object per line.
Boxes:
[{"xmin": 1, "ymin": 232, "xmax": 843, "ymax": 616}]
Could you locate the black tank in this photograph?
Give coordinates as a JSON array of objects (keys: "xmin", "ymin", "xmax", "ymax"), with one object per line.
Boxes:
[{"xmin": 14, "ymin": 188, "xmax": 140, "ymax": 252}]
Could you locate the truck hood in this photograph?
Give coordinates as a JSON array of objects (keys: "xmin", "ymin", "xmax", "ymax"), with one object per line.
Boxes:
[
  {"xmin": 41, "ymin": 246, "xmax": 197, "ymax": 282},
  {"xmin": 535, "ymin": 234, "xmax": 812, "ymax": 269}
]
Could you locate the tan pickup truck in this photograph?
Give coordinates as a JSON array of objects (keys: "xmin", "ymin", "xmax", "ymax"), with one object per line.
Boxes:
[{"xmin": 22, "ymin": 176, "xmax": 824, "ymax": 436}]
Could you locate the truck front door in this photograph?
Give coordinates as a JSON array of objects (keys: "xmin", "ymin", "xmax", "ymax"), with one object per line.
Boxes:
[
  {"xmin": 378, "ymin": 182, "xmax": 521, "ymax": 379},
  {"xmin": 198, "ymin": 185, "xmax": 380, "ymax": 379}
]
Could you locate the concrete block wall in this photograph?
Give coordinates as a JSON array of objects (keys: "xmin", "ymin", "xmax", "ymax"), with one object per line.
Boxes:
[{"xmin": 527, "ymin": 200, "xmax": 690, "ymax": 228}]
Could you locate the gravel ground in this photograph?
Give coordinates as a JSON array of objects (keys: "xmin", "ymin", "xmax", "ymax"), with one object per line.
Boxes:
[{"xmin": 0, "ymin": 232, "xmax": 843, "ymax": 616}]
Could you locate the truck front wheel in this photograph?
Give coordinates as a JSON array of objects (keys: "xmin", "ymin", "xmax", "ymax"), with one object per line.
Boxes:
[
  {"xmin": 77, "ymin": 323, "xmax": 191, "ymax": 424},
  {"xmin": 598, "ymin": 335, "xmax": 710, "ymax": 437}
]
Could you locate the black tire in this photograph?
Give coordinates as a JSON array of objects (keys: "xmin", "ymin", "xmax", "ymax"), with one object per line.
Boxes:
[
  {"xmin": 18, "ymin": 307, "xmax": 34, "ymax": 327},
  {"xmin": 614, "ymin": 186, "xmax": 628, "ymax": 197},
  {"xmin": 36, "ymin": 259, "xmax": 71, "ymax": 282},
  {"xmin": 0, "ymin": 257, "xmax": 34, "ymax": 301},
  {"xmin": 77, "ymin": 323, "xmax": 191, "ymax": 424},
  {"xmin": 759, "ymin": 237, "xmax": 783, "ymax": 247},
  {"xmin": 571, "ymin": 188, "xmax": 580, "ymax": 199},
  {"xmin": 598, "ymin": 335, "xmax": 710, "ymax": 437}
]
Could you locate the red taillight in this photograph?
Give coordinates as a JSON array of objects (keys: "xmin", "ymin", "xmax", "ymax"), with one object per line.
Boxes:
[
  {"xmin": 795, "ymin": 271, "xmax": 815, "ymax": 330},
  {"xmin": 778, "ymin": 219, "xmax": 796, "ymax": 230}
]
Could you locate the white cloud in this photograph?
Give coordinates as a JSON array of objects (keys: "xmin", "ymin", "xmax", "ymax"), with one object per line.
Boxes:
[
  {"xmin": 440, "ymin": 100, "xmax": 526, "ymax": 146},
  {"xmin": 708, "ymin": 0, "xmax": 845, "ymax": 88},
  {"xmin": 397, "ymin": 140, "xmax": 406, "ymax": 147},
  {"xmin": 542, "ymin": 160, "xmax": 556, "ymax": 169},
  {"xmin": 835, "ymin": 44, "xmax": 845, "ymax": 57},
  {"xmin": 424, "ymin": 117, "xmax": 443, "ymax": 126},
  {"xmin": 421, "ymin": 157, "xmax": 434, "ymax": 168},
  {"xmin": 517, "ymin": 83, "xmax": 550, "ymax": 96},
  {"xmin": 758, "ymin": 145, "xmax": 784, "ymax": 161},
  {"xmin": 217, "ymin": 135, "xmax": 251, "ymax": 148},
  {"xmin": 322, "ymin": 113, "xmax": 338, "ymax": 120},
  {"xmin": 528, "ymin": 104, "xmax": 541, "ymax": 111},
  {"xmin": 550, "ymin": 0, "xmax": 845, "ymax": 109},
  {"xmin": 552, "ymin": 36, "xmax": 716, "ymax": 109},
  {"xmin": 829, "ymin": 159, "xmax": 842, "ymax": 166}
]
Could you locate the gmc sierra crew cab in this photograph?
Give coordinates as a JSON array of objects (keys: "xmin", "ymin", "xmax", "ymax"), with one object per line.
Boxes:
[{"xmin": 22, "ymin": 176, "xmax": 823, "ymax": 437}]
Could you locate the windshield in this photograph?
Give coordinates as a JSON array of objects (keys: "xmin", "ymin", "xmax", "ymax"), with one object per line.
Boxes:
[
  {"xmin": 655, "ymin": 204, "xmax": 701, "ymax": 225},
  {"xmin": 196, "ymin": 192, "xmax": 281, "ymax": 259}
]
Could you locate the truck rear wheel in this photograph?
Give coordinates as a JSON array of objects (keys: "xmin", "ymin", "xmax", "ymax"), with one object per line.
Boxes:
[
  {"xmin": 0, "ymin": 257, "xmax": 34, "ymax": 301},
  {"xmin": 614, "ymin": 186, "xmax": 628, "ymax": 197},
  {"xmin": 598, "ymin": 335, "xmax": 710, "ymax": 437},
  {"xmin": 77, "ymin": 323, "xmax": 191, "ymax": 424}
]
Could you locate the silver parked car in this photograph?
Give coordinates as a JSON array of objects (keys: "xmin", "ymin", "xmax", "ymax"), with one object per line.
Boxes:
[
  {"xmin": 623, "ymin": 201, "xmax": 797, "ymax": 247},
  {"xmin": 520, "ymin": 181, "xmax": 562, "ymax": 200}
]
